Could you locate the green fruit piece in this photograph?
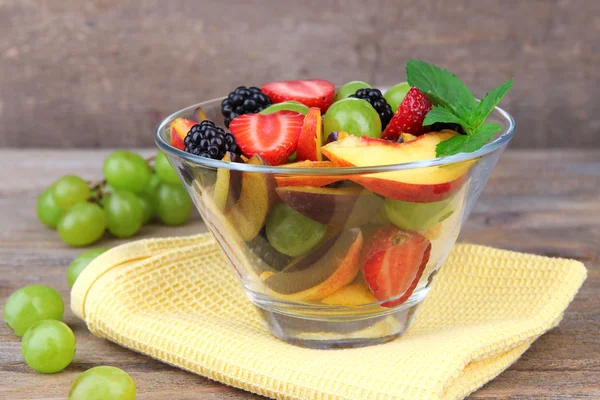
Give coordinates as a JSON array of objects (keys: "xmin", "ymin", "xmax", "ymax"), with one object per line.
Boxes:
[
  {"xmin": 22, "ymin": 320, "xmax": 75, "ymax": 374},
  {"xmin": 36, "ymin": 186, "xmax": 63, "ymax": 229},
  {"xmin": 334, "ymin": 80, "xmax": 371, "ymax": 102},
  {"xmin": 155, "ymin": 152, "xmax": 181, "ymax": 185},
  {"xmin": 58, "ymin": 203, "xmax": 106, "ymax": 247},
  {"xmin": 288, "ymin": 152, "xmax": 297, "ymax": 162},
  {"xmin": 3, "ymin": 285, "xmax": 64, "ymax": 336},
  {"xmin": 323, "ymin": 98, "xmax": 381, "ymax": 139},
  {"xmin": 154, "ymin": 183, "xmax": 193, "ymax": 226},
  {"xmin": 260, "ymin": 101, "xmax": 310, "ymax": 115},
  {"xmin": 266, "ymin": 203, "xmax": 328, "ymax": 257},
  {"xmin": 104, "ymin": 191, "xmax": 143, "ymax": 238},
  {"xmin": 384, "ymin": 82, "xmax": 411, "ymax": 112},
  {"xmin": 67, "ymin": 248, "xmax": 108, "ymax": 288},
  {"xmin": 51, "ymin": 175, "xmax": 91, "ymax": 210},
  {"xmin": 69, "ymin": 366, "xmax": 136, "ymax": 400},
  {"xmin": 144, "ymin": 174, "xmax": 162, "ymax": 197},
  {"xmin": 137, "ymin": 193, "xmax": 155, "ymax": 224},
  {"xmin": 384, "ymin": 197, "xmax": 454, "ymax": 231},
  {"xmin": 103, "ymin": 151, "xmax": 151, "ymax": 194}
]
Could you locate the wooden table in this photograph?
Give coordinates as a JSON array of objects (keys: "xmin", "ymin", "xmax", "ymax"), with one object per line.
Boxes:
[{"xmin": 1, "ymin": 149, "xmax": 598, "ymax": 399}]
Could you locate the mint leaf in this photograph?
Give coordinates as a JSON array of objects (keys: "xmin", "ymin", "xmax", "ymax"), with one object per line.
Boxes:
[
  {"xmin": 423, "ymin": 107, "xmax": 466, "ymax": 127},
  {"xmin": 435, "ymin": 123, "xmax": 501, "ymax": 157},
  {"xmin": 475, "ymin": 78, "xmax": 514, "ymax": 124},
  {"xmin": 406, "ymin": 60, "xmax": 478, "ymax": 122},
  {"xmin": 435, "ymin": 135, "xmax": 469, "ymax": 157}
]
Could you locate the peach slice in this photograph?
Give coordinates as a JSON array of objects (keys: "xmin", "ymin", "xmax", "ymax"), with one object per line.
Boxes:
[
  {"xmin": 225, "ymin": 154, "xmax": 276, "ymax": 241},
  {"xmin": 274, "ymin": 160, "xmax": 343, "ymax": 188},
  {"xmin": 169, "ymin": 117, "xmax": 196, "ymax": 150},
  {"xmin": 400, "ymin": 132, "xmax": 418, "ymax": 142},
  {"xmin": 320, "ymin": 278, "xmax": 377, "ymax": 306},
  {"xmin": 264, "ymin": 228, "xmax": 363, "ymax": 301},
  {"xmin": 212, "ymin": 152, "xmax": 243, "ymax": 212},
  {"xmin": 321, "ymin": 131, "xmax": 476, "ymax": 203},
  {"xmin": 193, "ymin": 106, "xmax": 208, "ymax": 123},
  {"xmin": 296, "ymin": 107, "xmax": 323, "ymax": 162},
  {"xmin": 275, "ymin": 186, "xmax": 382, "ymax": 227}
]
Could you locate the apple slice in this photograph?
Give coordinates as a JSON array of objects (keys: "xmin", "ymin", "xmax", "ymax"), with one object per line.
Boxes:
[
  {"xmin": 321, "ymin": 131, "xmax": 476, "ymax": 203},
  {"xmin": 225, "ymin": 154, "xmax": 276, "ymax": 241},
  {"xmin": 264, "ymin": 228, "xmax": 363, "ymax": 301},
  {"xmin": 296, "ymin": 107, "xmax": 323, "ymax": 162},
  {"xmin": 212, "ymin": 152, "xmax": 244, "ymax": 212},
  {"xmin": 274, "ymin": 160, "xmax": 343, "ymax": 188},
  {"xmin": 170, "ymin": 118, "xmax": 196, "ymax": 150},
  {"xmin": 275, "ymin": 185, "xmax": 382, "ymax": 227}
]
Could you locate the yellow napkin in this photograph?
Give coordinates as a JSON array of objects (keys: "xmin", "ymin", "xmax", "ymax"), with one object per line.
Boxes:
[{"xmin": 71, "ymin": 233, "xmax": 586, "ymax": 400}]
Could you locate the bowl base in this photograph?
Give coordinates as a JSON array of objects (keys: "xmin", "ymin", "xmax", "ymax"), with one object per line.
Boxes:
[{"xmin": 255, "ymin": 302, "xmax": 420, "ymax": 349}]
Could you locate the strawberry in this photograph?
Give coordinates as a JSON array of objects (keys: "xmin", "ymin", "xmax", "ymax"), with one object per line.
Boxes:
[
  {"xmin": 261, "ymin": 79, "xmax": 335, "ymax": 112},
  {"xmin": 381, "ymin": 87, "xmax": 432, "ymax": 140},
  {"xmin": 228, "ymin": 111, "xmax": 304, "ymax": 166},
  {"xmin": 360, "ymin": 225, "xmax": 431, "ymax": 308}
]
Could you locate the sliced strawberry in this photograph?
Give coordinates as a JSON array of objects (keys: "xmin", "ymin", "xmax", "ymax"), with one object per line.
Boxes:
[
  {"xmin": 261, "ymin": 79, "xmax": 335, "ymax": 112},
  {"xmin": 170, "ymin": 117, "xmax": 197, "ymax": 150},
  {"xmin": 381, "ymin": 87, "xmax": 432, "ymax": 140},
  {"xmin": 229, "ymin": 111, "xmax": 304, "ymax": 166},
  {"xmin": 361, "ymin": 225, "xmax": 431, "ymax": 307}
]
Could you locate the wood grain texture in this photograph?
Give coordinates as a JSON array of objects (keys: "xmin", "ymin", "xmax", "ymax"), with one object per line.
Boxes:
[
  {"xmin": 0, "ymin": 0, "xmax": 599, "ymax": 149},
  {"xmin": 0, "ymin": 149, "xmax": 598, "ymax": 399}
]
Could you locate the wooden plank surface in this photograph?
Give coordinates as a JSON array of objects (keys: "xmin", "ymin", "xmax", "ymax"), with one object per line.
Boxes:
[
  {"xmin": 1, "ymin": 0, "xmax": 599, "ymax": 149},
  {"xmin": 0, "ymin": 149, "xmax": 599, "ymax": 399}
]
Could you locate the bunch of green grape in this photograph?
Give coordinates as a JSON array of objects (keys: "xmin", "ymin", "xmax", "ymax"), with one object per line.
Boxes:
[
  {"xmin": 37, "ymin": 150, "xmax": 193, "ymax": 247},
  {"xmin": 3, "ymin": 249, "xmax": 136, "ymax": 398}
]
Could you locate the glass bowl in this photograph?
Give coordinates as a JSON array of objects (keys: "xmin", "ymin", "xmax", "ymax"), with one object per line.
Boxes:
[{"xmin": 155, "ymin": 96, "xmax": 515, "ymax": 349}]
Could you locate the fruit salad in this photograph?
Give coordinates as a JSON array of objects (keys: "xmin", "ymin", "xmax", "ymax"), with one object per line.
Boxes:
[{"xmin": 166, "ymin": 60, "xmax": 513, "ymax": 310}]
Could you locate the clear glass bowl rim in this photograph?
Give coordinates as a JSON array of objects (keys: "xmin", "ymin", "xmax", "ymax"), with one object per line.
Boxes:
[{"xmin": 156, "ymin": 96, "xmax": 515, "ymax": 175}]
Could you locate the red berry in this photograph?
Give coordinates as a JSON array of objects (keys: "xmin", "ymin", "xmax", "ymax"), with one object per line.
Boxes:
[
  {"xmin": 360, "ymin": 225, "xmax": 431, "ymax": 307},
  {"xmin": 261, "ymin": 79, "xmax": 335, "ymax": 112},
  {"xmin": 381, "ymin": 87, "xmax": 432, "ymax": 140},
  {"xmin": 229, "ymin": 111, "xmax": 304, "ymax": 166}
]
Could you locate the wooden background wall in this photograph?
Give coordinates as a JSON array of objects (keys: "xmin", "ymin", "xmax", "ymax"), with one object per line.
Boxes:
[{"xmin": 1, "ymin": 0, "xmax": 598, "ymax": 148}]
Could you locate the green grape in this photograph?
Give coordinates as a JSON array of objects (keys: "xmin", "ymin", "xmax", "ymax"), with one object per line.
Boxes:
[
  {"xmin": 334, "ymin": 80, "xmax": 372, "ymax": 102},
  {"xmin": 384, "ymin": 82, "xmax": 411, "ymax": 112},
  {"xmin": 57, "ymin": 203, "xmax": 106, "ymax": 246},
  {"xmin": 260, "ymin": 101, "xmax": 310, "ymax": 115},
  {"xmin": 69, "ymin": 366, "xmax": 136, "ymax": 400},
  {"xmin": 67, "ymin": 248, "xmax": 108, "ymax": 288},
  {"xmin": 154, "ymin": 152, "xmax": 180, "ymax": 185},
  {"xmin": 21, "ymin": 320, "xmax": 75, "ymax": 373},
  {"xmin": 98, "ymin": 184, "xmax": 115, "ymax": 207},
  {"xmin": 144, "ymin": 174, "xmax": 162, "ymax": 197},
  {"xmin": 3, "ymin": 285, "xmax": 64, "ymax": 336},
  {"xmin": 103, "ymin": 151, "xmax": 151, "ymax": 194},
  {"xmin": 104, "ymin": 191, "xmax": 143, "ymax": 238},
  {"xmin": 266, "ymin": 203, "xmax": 327, "ymax": 257},
  {"xmin": 385, "ymin": 197, "xmax": 454, "ymax": 231},
  {"xmin": 36, "ymin": 186, "xmax": 63, "ymax": 229},
  {"xmin": 137, "ymin": 193, "xmax": 154, "ymax": 224},
  {"xmin": 154, "ymin": 183, "xmax": 192, "ymax": 226},
  {"xmin": 50, "ymin": 175, "xmax": 90, "ymax": 210},
  {"xmin": 323, "ymin": 98, "xmax": 381, "ymax": 139}
]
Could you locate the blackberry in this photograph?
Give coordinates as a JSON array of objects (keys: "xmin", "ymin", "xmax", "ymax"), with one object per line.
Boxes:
[
  {"xmin": 183, "ymin": 120, "xmax": 241, "ymax": 159},
  {"xmin": 221, "ymin": 86, "xmax": 272, "ymax": 128},
  {"xmin": 350, "ymin": 88, "xmax": 394, "ymax": 129},
  {"xmin": 430, "ymin": 122, "xmax": 466, "ymax": 135}
]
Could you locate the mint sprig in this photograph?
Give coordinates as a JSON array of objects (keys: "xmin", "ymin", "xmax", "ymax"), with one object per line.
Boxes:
[{"xmin": 406, "ymin": 60, "xmax": 513, "ymax": 157}]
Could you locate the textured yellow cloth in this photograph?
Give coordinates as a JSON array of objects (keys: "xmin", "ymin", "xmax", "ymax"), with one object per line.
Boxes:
[{"xmin": 71, "ymin": 233, "xmax": 586, "ymax": 400}]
